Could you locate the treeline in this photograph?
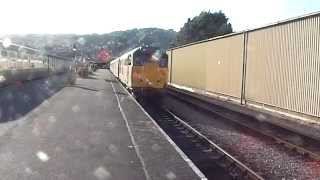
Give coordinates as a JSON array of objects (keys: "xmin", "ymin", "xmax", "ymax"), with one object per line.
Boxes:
[
  {"xmin": 176, "ymin": 11, "xmax": 232, "ymax": 45},
  {"xmin": 9, "ymin": 28, "xmax": 176, "ymax": 59},
  {"xmin": 79, "ymin": 28, "xmax": 176, "ymax": 58},
  {"xmin": 7, "ymin": 10, "xmax": 233, "ymax": 61}
]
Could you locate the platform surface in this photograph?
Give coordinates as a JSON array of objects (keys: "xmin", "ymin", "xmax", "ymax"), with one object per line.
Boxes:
[{"xmin": 0, "ymin": 70, "xmax": 202, "ymax": 180}]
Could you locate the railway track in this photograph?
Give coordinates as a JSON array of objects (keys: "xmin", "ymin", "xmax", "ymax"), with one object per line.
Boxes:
[
  {"xmin": 137, "ymin": 96, "xmax": 264, "ymax": 180},
  {"xmin": 166, "ymin": 89, "xmax": 320, "ymax": 161}
]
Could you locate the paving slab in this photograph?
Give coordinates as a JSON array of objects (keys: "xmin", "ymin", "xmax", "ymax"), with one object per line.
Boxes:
[{"xmin": 0, "ymin": 70, "xmax": 203, "ymax": 180}]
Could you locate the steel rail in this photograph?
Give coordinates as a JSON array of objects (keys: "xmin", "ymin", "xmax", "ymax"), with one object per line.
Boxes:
[
  {"xmin": 165, "ymin": 109, "xmax": 265, "ymax": 180},
  {"xmin": 168, "ymin": 89, "xmax": 320, "ymax": 161}
]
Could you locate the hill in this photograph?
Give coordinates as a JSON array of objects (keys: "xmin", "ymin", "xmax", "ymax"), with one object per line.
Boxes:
[{"xmin": 6, "ymin": 28, "xmax": 177, "ymax": 61}]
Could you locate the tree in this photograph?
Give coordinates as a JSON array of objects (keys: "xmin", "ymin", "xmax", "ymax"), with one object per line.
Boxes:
[
  {"xmin": 9, "ymin": 28, "xmax": 177, "ymax": 60},
  {"xmin": 175, "ymin": 11, "xmax": 233, "ymax": 46}
]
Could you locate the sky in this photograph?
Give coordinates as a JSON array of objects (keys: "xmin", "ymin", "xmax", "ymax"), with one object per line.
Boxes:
[{"xmin": 0, "ymin": 0, "xmax": 319, "ymax": 35}]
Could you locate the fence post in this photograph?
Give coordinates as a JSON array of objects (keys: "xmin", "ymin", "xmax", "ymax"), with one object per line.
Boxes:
[
  {"xmin": 240, "ymin": 32, "xmax": 248, "ymax": 105},
  {"xmin": 47, "ymin": 55, "xmax": 50, "ymax": 73}
]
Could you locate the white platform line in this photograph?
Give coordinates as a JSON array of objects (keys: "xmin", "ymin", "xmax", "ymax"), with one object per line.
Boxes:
[
  {"xmin": 110, "ymin": 81, "xmax": 151, "ymax": 180},
  {"xmin": 115, "ymin": 80, "xmax": 207, "ymax": 180}
]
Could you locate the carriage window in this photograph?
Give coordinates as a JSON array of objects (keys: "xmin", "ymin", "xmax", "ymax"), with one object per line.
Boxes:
[{"xmin": 125, "ymin": 55, "xmax": 132, "ymax": 65}]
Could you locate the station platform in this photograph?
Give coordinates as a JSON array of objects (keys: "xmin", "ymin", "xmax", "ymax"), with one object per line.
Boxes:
[{"xmin": 0, "ymin": 70, "xmax": 204, "ymax": 180}]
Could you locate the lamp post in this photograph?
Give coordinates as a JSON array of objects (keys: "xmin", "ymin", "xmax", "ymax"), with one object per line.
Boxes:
[
  {"xmin": 72, "ymin": 44, "xmax": 78, "ymax": 75},
  {"xmin": 72, "ymin": 47, "xmax": 77, "ymax": 61}
]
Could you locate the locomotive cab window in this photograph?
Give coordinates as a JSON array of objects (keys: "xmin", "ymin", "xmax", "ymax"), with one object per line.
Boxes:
[
  {"xmin": 133, "ymin": 50, "xmax": 147, "ymax": 66},
  {"xmin": 151, "ymin": 49, "xmax": 168, "ymax": 67},
  {"xmin": 159, "ymin": 53, "xmax": 168, "ymax": 67}
]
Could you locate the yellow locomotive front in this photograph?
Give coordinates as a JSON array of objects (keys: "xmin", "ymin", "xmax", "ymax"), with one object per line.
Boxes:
[{"xmin": 131, "ymin": 47, "xmax": 168, "ymax": 92}]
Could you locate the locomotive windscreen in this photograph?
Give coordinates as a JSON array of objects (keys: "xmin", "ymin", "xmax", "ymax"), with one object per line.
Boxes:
[{"xmin": 133, "ymin": 47, "xmax": 167, "ymax": 66}]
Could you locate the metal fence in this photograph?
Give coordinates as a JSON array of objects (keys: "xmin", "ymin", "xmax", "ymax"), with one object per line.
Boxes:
[
  {"xmin": 168, "ymin": 12, "xmax": 320, "ymax": 119},
  {"xmin": 0, "ymin": 41, "xmax": 73, "ymax": 84},
  {"xmin": 245, "ymin": 14, "xmax": 320, "ymax": 117}
]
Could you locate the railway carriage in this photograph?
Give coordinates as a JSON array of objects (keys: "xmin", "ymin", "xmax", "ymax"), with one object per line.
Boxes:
[{"xmin": 110, "ymin": 46, "xmax": 168, "ymax": 94}]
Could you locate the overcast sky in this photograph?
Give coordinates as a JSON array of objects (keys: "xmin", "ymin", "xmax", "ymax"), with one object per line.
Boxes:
[{"xmin": 0, "ymin": 0, "xmax": 319, "ymax": 35}]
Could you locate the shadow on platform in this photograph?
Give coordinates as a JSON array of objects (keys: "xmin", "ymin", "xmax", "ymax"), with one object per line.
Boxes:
[
  {"xmin": 0, "ymin": 74, "xmax": 69, "ymax": 123},
  {"xmin": 80, "ymin": 76, "xmax": 99, "ymax": 80},
  {"xmin": 68, "ymin": 84, "xmax": 101, "ymax": 92},
  {"xmin": 104, "ymin": 79, "xmax": 118, "ymax": 83}
]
